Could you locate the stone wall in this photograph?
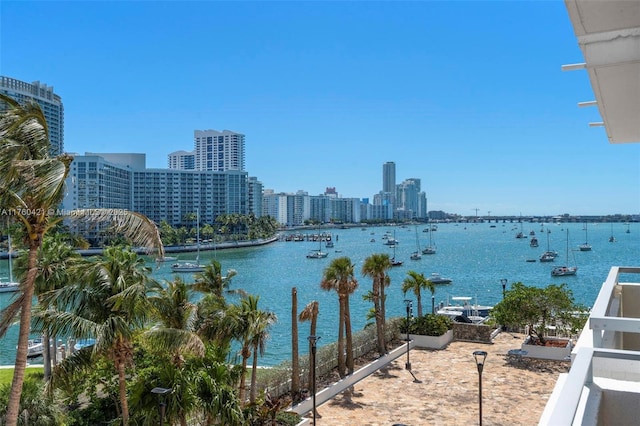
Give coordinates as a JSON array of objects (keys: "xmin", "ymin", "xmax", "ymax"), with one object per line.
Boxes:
[{"xmin": 452, "ymin": 322, "xmax": 495, "ymax": 343}]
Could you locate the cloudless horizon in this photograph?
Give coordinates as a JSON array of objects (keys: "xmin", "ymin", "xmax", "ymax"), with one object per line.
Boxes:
[{"xmin": 2, "ymin": 1, "xmax": 638, "ymax": 216}]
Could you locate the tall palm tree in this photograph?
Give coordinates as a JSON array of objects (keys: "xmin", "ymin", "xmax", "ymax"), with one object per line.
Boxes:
[
  {"xmin": 40, "ymin": 246, "xmax": 157, "ymax": 426},
  {"xmin": 0, "ymin": 94, "xmax": 164, "ymax": 426},
  {"xmin": 401, "ymin": 271, "xmax": 435, "ymax": 318},
  {"xmin": 249, "ymin": 306, "xmax": 277, "ymax": 404},
  {"xmin": 299, "ymin": 301, "xmax": 319, "ymax": 390},
  {"xmin": 15, "ymin": 234, "xmax": 82, "ymax": 380},
  {"xmin": 362, "ymin": 253, "xmax": 392, "ymax": 355},
  {"xmin": 320, "ymin": 256, "xmax": 358, "ymax": 378}
]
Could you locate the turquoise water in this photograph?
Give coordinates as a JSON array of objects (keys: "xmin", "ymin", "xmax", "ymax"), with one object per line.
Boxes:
[{"xmin": 1, "ymin": 222, "xmax": 638, "ymax": 366}]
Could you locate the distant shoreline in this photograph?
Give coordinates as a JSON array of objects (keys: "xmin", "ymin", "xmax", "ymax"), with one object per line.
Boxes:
[{"xmin": 0, "ymin": 235, "xmax": 280, "ymax": 259}]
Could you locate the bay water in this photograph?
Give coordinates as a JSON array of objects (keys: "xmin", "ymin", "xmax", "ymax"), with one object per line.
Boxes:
[{"xmin": 1, "ymin": 221, "xmax": 637, "ymax": 367}]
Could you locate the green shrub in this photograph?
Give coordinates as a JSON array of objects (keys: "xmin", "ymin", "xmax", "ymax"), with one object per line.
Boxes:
[{"xmin": 399, "ymin": 314, "xmax": 452, "ymax": 336}]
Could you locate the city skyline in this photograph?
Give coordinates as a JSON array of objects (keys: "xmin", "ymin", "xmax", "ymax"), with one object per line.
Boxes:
[{"xmin": 1, "ymin": 1, "xmax": 638, "ymax": 216}]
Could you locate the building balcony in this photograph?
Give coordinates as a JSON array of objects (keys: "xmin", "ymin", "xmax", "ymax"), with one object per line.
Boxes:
[{"xmin": 540, "ymin": 266, "xmax": 640, "ymax": 425}]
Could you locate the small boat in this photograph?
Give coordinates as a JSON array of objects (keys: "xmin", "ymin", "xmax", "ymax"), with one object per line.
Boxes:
[
  {"xmin": 307, "ymin": 225, "xmax": 329, "ymax": 259},
  {"xmin": 156, "ymin": 256, "xmax": 178, "ymax": 262},
  {"xmin": 436, "ymin": 296, "xmax": 493, "ymax": 323},
  {"xmin": 390, "ymin": 232, "xmax": 403, "ymax": 266},
  {"xmin": 306, "ymin": 250, "xmax": 329, "ymax": 259},
  {"xmin": 0, "ymin": 235, "xmax": 20, "ymax": 293},
  {"xmin": 578, "ymin": 222, "xmax": 592, "ymax": 251},
  {"xmin": 172, "ymin": 211, "xmax": 205, "ymax": 272},
  {"xmin": 422, "ymin": 221, "xmax": 436, "ymax": 255},
  {"xmin": 325, "ymin": 240, "xmax": 334, "ymax": 248},
  {"xmin": 428, "ymin": 273, "xmax": 452, "ymax": 284},
  {"xmin": 552, "ymin": 229, "xmax": 577, "ymax": 277},
  {"xmin": 530, "ymin": 236, "xmax": 539, "ymax": 247},
  {"xmin": 410, "ymin": 226, "xmax": 422, "ymax": 260},
  {"xmin": 26, "ymin": 338, "xmax": 44, "ymax": 357},
  {"xmin": 74, "ymin": 338, "xmax": 96, "ymax": 351},
  {"xmin": 609, "ymin": 223, "xmax": 616, "ymax": 242},
  {"xmin": 539, "ymin": 229, "xmax": 558, "ymax": 262},
  {"xmin": 370, "ymin": 238, "xmax": 375, "ymax": 242}
]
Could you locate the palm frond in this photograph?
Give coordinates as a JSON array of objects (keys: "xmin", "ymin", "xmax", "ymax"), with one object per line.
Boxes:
[{"xmin": 68, "ymin": 209, "xmax": 164, "ymax": 256}]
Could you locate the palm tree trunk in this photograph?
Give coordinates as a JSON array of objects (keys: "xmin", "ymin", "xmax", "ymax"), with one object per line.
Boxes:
[
  {"xmin": 239, "ymin": 352, "xmax": 249, "ymax": 405},
  {"xmin": 374, "ymin": 277, "xmax": 385, "ymax": 355},
  {"xmin": 337, "ymin": 296, "xmax": 346, "ymax": 379},
  {"xmin": 43, "ymin": 330, "xmax": 52, "ymax": 380},
  {"xmin": 417, "ymin": 291, "xmax": 423, "ymax": 318},
  {"xmin": 344, "ymin": 296, "xmax": 354, "ymax": 375},
  {"xmin": 308, "ymin": 314, "xmax": 317, "ymax": 390},
  {"xmin": 250, "ymin": 345, "xmax": 259, "ymax": 403},
  {"xmin": 117, "ymin": 361, "xmax": 130, "ymax": 426},
  {"xmin": 291, "ymin": 288, "xmax": 300, "ymax": 397},
  {"xmin": 5, "ymin": 245, "xmax": 39, "ymax": 426}
]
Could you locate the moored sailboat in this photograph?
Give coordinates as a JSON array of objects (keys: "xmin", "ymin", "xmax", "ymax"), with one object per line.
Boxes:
[{"xmin": 551, "ymin": 229, "xmax": 577, "ymax": 277}]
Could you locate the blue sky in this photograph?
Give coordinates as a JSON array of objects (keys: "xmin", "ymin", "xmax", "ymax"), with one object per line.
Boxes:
[{"xmin": 2, "ymin": 1, "xmax": 638, "ymax": 216}]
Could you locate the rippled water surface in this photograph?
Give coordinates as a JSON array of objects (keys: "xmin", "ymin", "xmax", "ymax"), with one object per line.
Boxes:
[{"xmin": 1, "ymin": 222, "xmax": 638, "ymax": 366}]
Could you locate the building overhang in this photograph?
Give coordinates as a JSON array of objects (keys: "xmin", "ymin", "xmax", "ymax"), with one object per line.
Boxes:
[{"xmin": 564, "ymin": 0, "xmax": 640, "ymax": 143}]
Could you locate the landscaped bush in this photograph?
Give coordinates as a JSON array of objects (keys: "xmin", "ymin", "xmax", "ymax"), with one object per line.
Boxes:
[{"xmin": 399, "ymin": 314, "xmax": 453, "ymax": 336}]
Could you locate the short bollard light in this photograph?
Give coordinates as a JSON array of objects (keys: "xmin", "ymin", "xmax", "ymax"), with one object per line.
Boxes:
[
  {"xmin": 151, "ymin": 386, "xmax": 172, "ymax": 426},
  {"xmin": 404, "ymin": 299, "xmax": 412, "ymax": 370}
]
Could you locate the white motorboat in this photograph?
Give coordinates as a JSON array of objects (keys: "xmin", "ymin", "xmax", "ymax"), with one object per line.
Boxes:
[
  {"xmin": 26, "ymin": 338, "xmax": 44, "ymax": 357},
  {"xmin": 437, "ymin": 296, "xmax": 493, "ymax": 323}
]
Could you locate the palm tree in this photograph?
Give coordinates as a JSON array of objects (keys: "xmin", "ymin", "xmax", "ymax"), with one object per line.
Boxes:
[
  {"xmin": 193, "ymin": 259, "xmax": 240, "ymax": 298},
  {"xmin": 40, "ymin": 246, "xmax": 157, "ymax": 426},
  {"xmin": 362, "ymin": 253, "xmax": 392, "ymax": 355},
  {"xmin": 146, "ymin": 276, "xmax": 205, "ymax": 367},
  {"xmin": 299, "ymin": 301, "xmax": 319, "ymax": 391},
  {"xmin": 15, "ymin": 234, "xmax": 82, "ymax": 380},
  {"xmin": 0, "ymin": 94, "xmax": 164, "ymax": 426},
  {"xmin": 320, "ymin": 256, "xmax": 358, "ymax": 378},
  {"xmin": 248, "ymin": 306, "xmax": 277, "ymax": 404},
  {"xmin": 401, "ymin": 271, "xmax": 435, "ymax": 318}
]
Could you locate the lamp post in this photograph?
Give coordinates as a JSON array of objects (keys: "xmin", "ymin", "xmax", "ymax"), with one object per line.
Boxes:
[
  {"xmin": 473, "ymin": 351, "xmax": 488, "ymax": 426},
  {"xmin": 307, "ymin": 335, "xmax": 320, "ymax": 425},
  {"xmin": 500, "ymin": 278, "xmax": 507, "ymax": 300},
  {"xmin": 151, "ymin": 387, "xmax": 171, "ymax": 426},
  {"xmin": 404, "ymin": 299, "xmax": 412, "ymax": 370}
]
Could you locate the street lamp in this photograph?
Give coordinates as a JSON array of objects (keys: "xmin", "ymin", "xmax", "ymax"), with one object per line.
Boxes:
[
  {"xmin": 500, "ymin": 278, "xmax": 507, "ymax": 300},
  {"xmin": 151, "ymin": 387, "xmax": 171, "ymax": 426},
  {"xmin": 307, "ymin": 335, "xmax": 321, "ymax": 425},
  {"xmin": 404, "ymin": 299, "xmax": 412, "ymax": 371},
  {"xmin": 473, "ymin": 351, "xmax": 488, "ymax": 426}
]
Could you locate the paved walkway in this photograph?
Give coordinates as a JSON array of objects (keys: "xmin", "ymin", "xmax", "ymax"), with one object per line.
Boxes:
[{"xmin": 307, "ymin": 332, "xmax": 568, "ymax": 426}]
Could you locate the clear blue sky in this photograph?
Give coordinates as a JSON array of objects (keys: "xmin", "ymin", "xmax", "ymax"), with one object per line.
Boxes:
[{"xmin": 2, "ymin": 1, "xmax": 638, "ymax": 216}]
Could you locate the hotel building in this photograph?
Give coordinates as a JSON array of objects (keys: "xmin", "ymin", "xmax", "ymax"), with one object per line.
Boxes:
[{"xmin": 0, "ymin": 76, "xmax": 64, "ymax": 156}]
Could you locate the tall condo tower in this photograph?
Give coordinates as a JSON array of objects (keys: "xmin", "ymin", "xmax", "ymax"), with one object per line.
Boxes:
[
  {"xmin": 0, "ymin": 76, "xmax": 64, "ymax": 156},
  {"xmin": 194, "ymin": 129, "xmax": 245, "ymax": 172},
  {"xmin": 382, "ymin": 161, "xmax": 396, "ymax": 194}
]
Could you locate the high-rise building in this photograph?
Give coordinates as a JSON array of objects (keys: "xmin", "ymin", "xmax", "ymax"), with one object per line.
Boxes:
[
  {"xmin": 194, "ymin": 129, "xmax": 245, "ymax": 172},
  {"xmin": 0, "ymin": 76, "xmax": 64, "ymax": 156},
  {"xmin": 168, "ymin": 150, "xmax": 195, "ymax": 170},
  {"xmin": 382, "ymin": 161, "xmax": 396, "ymax": 194}
]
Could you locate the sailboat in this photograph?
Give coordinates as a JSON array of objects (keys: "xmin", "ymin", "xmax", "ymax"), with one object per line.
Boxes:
[
  {"xmin": 306, "ymin": 226, "xmax": 328, "ymax": 259},
  {"xmin": 551, "ymin": 229, "xmax": 577, "ymax": 277},
  {"xmin": 390, "ymin": 231, "xmax": 403, "ymax": 266},
  {"xmin": 578, "ymin": 222, "xmax": 592, "ymax": 251},
  {"xmin": 422, "ymin": 221, "xmax": 436, "ymax": 255},
  {"xmin": 609, "ymin": 223, "xmax": 616, "ymax": 242},
  {"xmin": 0, "ymin": 235, "xmax": 19, "ymax": 293},
  {"xmin": 172, "ymin": 212, "xmax": 205, "ymax": 272},
  {"xmin": 515, "ymin": 214, "xmax": 525, "ymax": 239},
  {"xmin": 410, "ymin": 226, "xmax": 422, "ymax": 260},
  {"xmin": 539, "ymin": 228, "xmax": 558, "ymax": 262}
]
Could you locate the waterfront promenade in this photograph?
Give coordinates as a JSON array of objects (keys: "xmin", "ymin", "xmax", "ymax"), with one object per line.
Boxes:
[{"xmin": 307, "ymin": 332, "xmax": 568, "ymax": 425}]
